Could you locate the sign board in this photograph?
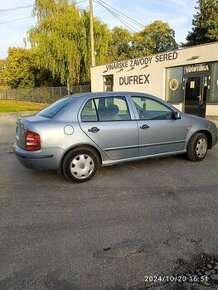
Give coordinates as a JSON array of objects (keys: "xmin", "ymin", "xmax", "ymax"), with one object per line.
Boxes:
[
  {"xmin": 104, "ymin": 51, "xmax": 179, "ymax": 72},
  {"xmin": 184, "ymin": 63, "xmax": 210, "ymax": 75}
]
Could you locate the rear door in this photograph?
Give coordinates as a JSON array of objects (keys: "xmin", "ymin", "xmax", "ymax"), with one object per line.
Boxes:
[
  {"xmin": 79, "ymin": 96, "xmax": 138, "ymax": 160},
  {"xmin": 130, "ymin": 96, "xmax": 187, "ymax": 156}
]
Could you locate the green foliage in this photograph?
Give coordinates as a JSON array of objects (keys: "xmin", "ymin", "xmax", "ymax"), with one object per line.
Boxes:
[
  {"xmin": 0, "ymin": 59, "xmax": 9, "ymax": 90},
  {"xmin": 28, "ymin": 2, "xmax": 112, "ymax": 86},
  {"xmin": 28, "ymin": 0, "xmax": 85, "ymax": 87},
  {"xmin": 131, "ymin": 20, "xmax": 178, "ymax": 58},
  {"xmin": 28, "ymin": 2, "xmax": 177, "ymax": 85},
  {"xmin": 0, "ymin": 48, "xmax": 60, "ymax": 89},
  {"xmin": 80, "ymin": 10, "xmax": 111, "ymax": 82},
  {"xmin": 92, "ymin": 16, "xmax": 112, "ymax": 65},
  {"xmin": 2, "ymin": 1, "xmax": 179, "ymax": 88},
  {"xmin": 1, "ymin": 48, "xmax": 36, "ymax": 89},
  {"xmin": 185, "ymin": 0, "xmax": 218, "ymax": 46},
  {"xmin": 108, "ymin": 27, "xmax": 132, "ymax": 61}
]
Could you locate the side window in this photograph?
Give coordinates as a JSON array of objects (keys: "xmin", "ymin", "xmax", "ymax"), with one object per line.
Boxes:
[
  {"xmin": 81, "ymin": 99, "xmax": 98, "ymax": 122},
  {"xmin": 96, "ymin": 97, "xmax": 131, "ymax": 121},
  {"xmin": 132, "ymin": 96, "xmax": 173, "ymax": 120},
  {"xmin": 81, "ymin": 97, "xmax": 131, "ymax": 122}
]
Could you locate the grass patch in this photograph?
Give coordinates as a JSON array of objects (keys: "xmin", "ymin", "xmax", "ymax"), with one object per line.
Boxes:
[{"xmin": 0, "ymin": 100, "xmax": 48, "ymax": 113}]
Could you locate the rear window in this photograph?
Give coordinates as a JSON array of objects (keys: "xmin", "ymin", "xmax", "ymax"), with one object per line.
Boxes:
[{"xmin": 38, "ymin": 97, "xmax": 71, "ymax": 118}]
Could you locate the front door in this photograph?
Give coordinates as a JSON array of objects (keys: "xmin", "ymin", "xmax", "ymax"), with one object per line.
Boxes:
[
  {"xmin": 131, "ymin": 96, "xmax": 187, "ymax": 156},
  {"xmin": 184, "ymin": 76, "xmax": 207, "ymax": 117}
]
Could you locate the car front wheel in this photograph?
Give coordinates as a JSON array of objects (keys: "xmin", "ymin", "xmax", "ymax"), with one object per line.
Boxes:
[
  {"xmin": 186, "ymin": 133, "xmax": 208, "ymax": 161},
  {"xmin": 62, "ymin": 147, "xmax": 100, "ymax": 182}
]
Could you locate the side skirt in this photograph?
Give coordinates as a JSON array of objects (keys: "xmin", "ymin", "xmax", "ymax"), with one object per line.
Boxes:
[{"xmin": 102, "ymin": 149, "xmax": 187, "ymax": 167}]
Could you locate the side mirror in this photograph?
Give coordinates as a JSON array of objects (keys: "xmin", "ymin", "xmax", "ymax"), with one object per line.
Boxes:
[{"xmin": 173, "ymin": 111, "xmax": 181, "ymax": 119}]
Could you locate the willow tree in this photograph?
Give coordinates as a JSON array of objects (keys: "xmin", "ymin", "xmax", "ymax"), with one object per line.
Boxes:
[
  {"xmin": 80, "ymin": 10, "xmax": 111, "ymax": 83},
  {"xmin": 28, "ymin": 0, "xmax": 86, "ymax": 88}
]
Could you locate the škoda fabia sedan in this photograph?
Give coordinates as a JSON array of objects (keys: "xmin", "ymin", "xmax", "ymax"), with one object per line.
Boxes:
[{"xmin": 14, "ymin": 92, "xmax": 217, "ymax": 182}]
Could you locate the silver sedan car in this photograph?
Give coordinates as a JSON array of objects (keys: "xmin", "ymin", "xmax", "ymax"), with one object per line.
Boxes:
[{"xmin": 14, "ymin": 92, "xmax": 217, "ymax": 182}]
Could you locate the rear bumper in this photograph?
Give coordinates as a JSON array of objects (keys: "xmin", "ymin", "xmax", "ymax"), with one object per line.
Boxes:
[{"xmin": 14, "ymin": 145, "xmax": 64, "ymax": 170}]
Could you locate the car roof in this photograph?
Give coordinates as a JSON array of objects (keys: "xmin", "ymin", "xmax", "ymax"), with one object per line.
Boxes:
[
  {"xmin": 67, "ymin": 91, "xmax": 167, "ymax": 105},
  {"xmin": 65, "ymin": 91, "xmax": 180, "ymax": 114},
  {"xmin": 68, "ymin": 91, "xmax": 154, "ymax": 99}
]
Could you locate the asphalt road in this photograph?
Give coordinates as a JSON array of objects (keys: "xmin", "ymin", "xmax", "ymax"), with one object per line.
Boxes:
[
  {"xmin": 0, "ymin": 141, "xmax": 217, "ymax": 289},
  {"xmin": 0, "ymin": 111, "xmax": 218, "ymax": 290}
]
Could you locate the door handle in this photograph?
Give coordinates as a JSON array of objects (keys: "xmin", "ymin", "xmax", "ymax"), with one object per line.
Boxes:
[
  {"xmin": 140, "ymin": 124, "xmax": 150, "ymax": 130},
  {"xmin": 88, "ymin": 127, "xmax": 100, "ymax": 133}
]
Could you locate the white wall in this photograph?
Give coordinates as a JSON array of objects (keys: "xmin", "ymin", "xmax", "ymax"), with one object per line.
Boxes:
[
  {"xmin": 91, "ymin": 42, "xmax": 218, "ymax": 116},
  {"xmin": 91, "ymin": 43, "xmax": 218, "ymax": 96},
  {"xmin": 206, "ymin": 105, "xmax": 218, "ymax": 116}
]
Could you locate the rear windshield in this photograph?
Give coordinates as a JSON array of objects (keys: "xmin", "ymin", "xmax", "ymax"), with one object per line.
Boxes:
[{"xmin": 38, "ymin": 97, "xmax": 71, "ymax": 118}]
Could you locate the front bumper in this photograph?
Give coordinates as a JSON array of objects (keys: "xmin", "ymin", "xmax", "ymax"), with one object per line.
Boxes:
[{"xmin": 14, "ymin": 144, "xmax": 65, "ymax": 170}]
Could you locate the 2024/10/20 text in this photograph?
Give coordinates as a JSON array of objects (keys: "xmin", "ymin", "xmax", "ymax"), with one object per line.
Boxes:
[{"xmin": 144, "ymin": 275, "xmax": 209, "ymax": 283}]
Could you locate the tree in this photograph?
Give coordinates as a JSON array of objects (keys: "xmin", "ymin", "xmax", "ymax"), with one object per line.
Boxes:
[
  {"xmin": 28, "ymin": 0, "xmax": 111, "ymax": 87},
  {"xmin": 28, "ymin": 0, "xmax": 86, "ymax": 88},
  {"xmin": 131, "ymin": 20, "xmax": 178, "ymax": 57},
  {"xmin": 185, "ymin": 0, "xmax": 218, "ymax": 46},
  {"xmin": 0, "ymin": 47, "xmax": 60, "ymax": 89},
  {"xmin": 80, "ymin": 10, "xmax": 111, "ymax": 83},
  {"xmin": 108, "ymin": 27, "xmax": 132, "ymax": 61},
  {"xmin": 2, "ymin": 48, "xmax": 36, "ymax": 89},
  {"xmin": 0, "ymin": 59, "xmax": 9, "ymax": 90}
]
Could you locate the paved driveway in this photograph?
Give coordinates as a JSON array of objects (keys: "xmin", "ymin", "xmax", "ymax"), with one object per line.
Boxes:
[{"xmin": 0, "ymin": 113, "xmax": 217, "ymax": 290}]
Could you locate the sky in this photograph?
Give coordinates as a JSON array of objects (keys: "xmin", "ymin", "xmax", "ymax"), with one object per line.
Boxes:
[{"xmin": 0, "ymin": 0, "xmax": 197, "ymax": 59}]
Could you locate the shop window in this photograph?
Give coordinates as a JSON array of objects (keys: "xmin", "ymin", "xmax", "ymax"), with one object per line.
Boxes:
[
  {"xmin": 208, "ymin": 62, "xmax": 218, "ymax": 103},
  {"xmin": 103, "ymin": 75, "xmax": 113, "ymax": 91},
  {"xmin": 165, "ymin": 67, "xmax": 183, "ymax": 103}
]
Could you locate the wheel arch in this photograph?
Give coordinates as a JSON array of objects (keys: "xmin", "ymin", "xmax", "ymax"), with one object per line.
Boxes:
[
  {"xmin": 192, "ymin": 130, "xmax": 213, "ymax": 149},
  {"xmin": 59, "ymin": 144, "xmax": 102, "ymax": 175}
]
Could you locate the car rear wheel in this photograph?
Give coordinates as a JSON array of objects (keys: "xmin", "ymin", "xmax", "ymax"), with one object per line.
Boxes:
[
  {"xmin": 186, "ymin": 133, "xmax": 208, "ymax": 161},
  {"xmin": 62, "ymin": 147, "xmax": 100, "ymax": 182}
]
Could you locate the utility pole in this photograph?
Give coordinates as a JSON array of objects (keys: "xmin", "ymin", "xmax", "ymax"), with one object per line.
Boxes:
[{"xmin": 89, "ymin": 0, "xmax": 95, "ymax": 67}]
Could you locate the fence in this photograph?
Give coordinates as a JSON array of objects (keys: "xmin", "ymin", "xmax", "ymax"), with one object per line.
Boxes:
[{"xmin": 0, "ymin": 84, "xmax": 91, "ymax": 103}]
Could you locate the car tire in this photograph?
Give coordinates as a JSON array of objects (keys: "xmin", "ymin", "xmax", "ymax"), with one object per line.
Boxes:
[
  {"xmin": 62, "ymin": 147, "xmax": 100, "ymax": 183},
  {"xmin": 186, "ymin": 133, "xmax": 208, "ymax": 161}
]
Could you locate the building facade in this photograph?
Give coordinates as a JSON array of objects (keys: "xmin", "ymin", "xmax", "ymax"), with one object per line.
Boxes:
[{"xmin": 91, "ymin": 42, "xmax": 218, "ymax": 118}]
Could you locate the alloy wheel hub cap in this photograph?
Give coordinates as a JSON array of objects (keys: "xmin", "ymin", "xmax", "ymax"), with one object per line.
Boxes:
[
  {"xmin": 70, "ymin": 154, "xmax": 94, "ymax": 179},
  {"xmin": 196, "ymin": 138, "xmax": 207, "ymax": 158}
]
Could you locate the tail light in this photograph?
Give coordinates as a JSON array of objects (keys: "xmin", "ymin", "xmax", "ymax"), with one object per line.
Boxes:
[{"xmin": 25, "ymin": 131, "xmax": 41, "ymax": 151}]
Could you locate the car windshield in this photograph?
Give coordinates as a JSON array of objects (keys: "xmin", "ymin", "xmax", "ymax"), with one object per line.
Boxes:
[{"xmin": 38, "ymin": 97, "xmax": 72, "ymax": 118}]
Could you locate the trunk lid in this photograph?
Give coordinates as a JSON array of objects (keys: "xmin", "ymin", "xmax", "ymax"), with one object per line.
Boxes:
[{"xmin": 15, "ymin": 115, "xmax": 47, "ymax": 150}]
